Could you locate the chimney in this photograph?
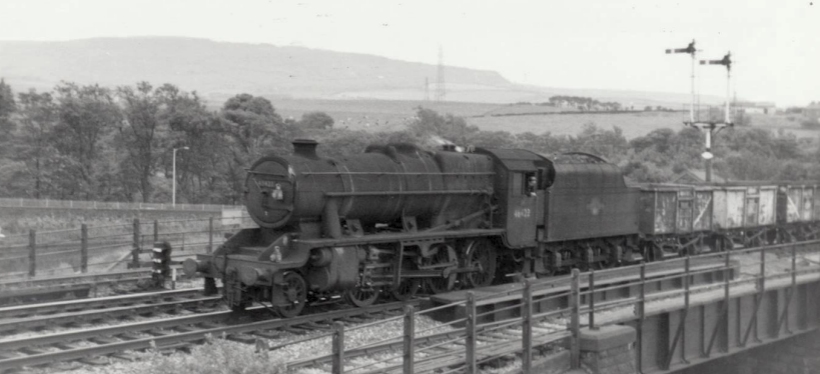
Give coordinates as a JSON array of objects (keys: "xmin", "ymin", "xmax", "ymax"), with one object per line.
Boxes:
[{"xmin": 293, "ymin": 139, "xmax": 319, "ymax": 159}]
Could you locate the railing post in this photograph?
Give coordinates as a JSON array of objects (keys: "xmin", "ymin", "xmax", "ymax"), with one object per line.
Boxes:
[
  {"xmin": 465, "ymin": 291, "xmax": 477, "ymax": 374},
  {"xmin": 132, "ymin": 218, "xmax": 141, "ymax": 268},
  {"xmin": 788, "ymin": 243, "xmax": 797, "ymax": 333},
  {"xmin": 28, "ymin": 229, "xmax": 36, "ymax": 277},
  {"xmin": 684, "ymin": 256, "xmax": 690, "ymax": 308},
  {"xmin": 759, "ymin": 246, "xmax": 766, "ymax": 291},
  {"xmin": 724, "ymin": 250, "xmax": 731, "ymax": 351},
  {"xmin": 153, "ymin": 220, "xmax": 159, "ymax": 244},
  {"xmin": 332, "ymin": 321, "xmax": 345, "ymax": 374},
  {"xmin": 81, "ymin": 224, "xmax": 88, "ymax": 273},
  {"xmin": 637, "ymin": 262, "xmax": 646, "ymax": 373},
  {"xmin": 791, "ymin": 243, "xmax": 796, "ymax": 287},
  {"xmin": 589, "ymin": 269, "xmax": 596, "ymax": 330},
  {"xmin": 570, "ymin": 268, "xmax": 580, "ymax": 369},
  {"xmin": 403, "ymin": 305, "xmax": 415, "ymax": 374},
  {"xmin": 682, "ymin": 255, "xmax": 690, "ymax": 363},
  {"xmin": 208, "ymin": 217, "xmax": 214, "ymax": 254},
  {"xmin": 522, "ymin": 279, "xmax": 533, "ymax": 374}
]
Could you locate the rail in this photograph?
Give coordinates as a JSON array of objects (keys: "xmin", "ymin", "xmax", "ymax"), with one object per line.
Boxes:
[{"xmin": 271, "ymin": 239, "xmax": 820, "ymax": 374}]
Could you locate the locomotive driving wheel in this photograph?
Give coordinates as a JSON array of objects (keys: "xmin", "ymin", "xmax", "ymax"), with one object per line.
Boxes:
[
  {"xmin": 390, "ymin": 278, "xmax": 419, "ymax": 301},
  {"xmin": 273, "ymin": 272, "xmax": 307, "ymax": 318},
  {"xmin": 385, "ymin": 251, "xmax": 420, "ymax": 301},
  {"xmin": 344, "ymin": 286, "xmax": 379, "ymax": 308},
  {"xmin": 462, "ymin": 239, "xmax": 497, "ymax": 288},
  {"xmin": 422, "ymin": 243, "xmax": 458, "ymax": 294}
]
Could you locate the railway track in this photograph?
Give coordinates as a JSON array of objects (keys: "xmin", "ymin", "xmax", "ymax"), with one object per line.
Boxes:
[
  {"xmin": 0, "ymin": 288, "xmax": 222, "ymax": 333},
  {"xmin": 0, "ymin": 268, "xmax": 180, "ymax": 305},
  {"xmin": 0, "ymin": 299, "xmax": 418, "ymax": 372}
]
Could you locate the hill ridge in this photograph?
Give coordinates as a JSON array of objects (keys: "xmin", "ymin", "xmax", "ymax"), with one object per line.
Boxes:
[{"xmin": 0, "ymin": 36, "xmax": 720, "ymax": 106}]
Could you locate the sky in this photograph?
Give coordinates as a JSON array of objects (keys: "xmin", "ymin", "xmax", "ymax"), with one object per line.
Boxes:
[{"xmin": 0, "ymin": 0, "xmax": 817, "ymax": 106}]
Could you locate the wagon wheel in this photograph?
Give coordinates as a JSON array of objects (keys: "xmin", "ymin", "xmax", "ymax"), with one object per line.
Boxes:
[
  {"xmin": 591, "ymin": 240, "xmax": 610, "ymax": 270},
  {"xmin": 423, "ymin": 244, "xmax": 458, "ymax": 294},
  {"xmin": 273, "ymin": 272, "xmax": 307, "ymax": 318},
  {"xmin": 462, "ymin": 239, "xmax": 497, "ymax": 288},
  {"xmin": 344, "ymin": 285, "xmax": 379, "ymax": 308}
]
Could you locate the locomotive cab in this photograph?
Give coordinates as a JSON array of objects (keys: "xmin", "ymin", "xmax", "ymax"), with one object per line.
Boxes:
[{"xmin": 475, "ymin": 148, "xmax": 552, "ymax": 248}]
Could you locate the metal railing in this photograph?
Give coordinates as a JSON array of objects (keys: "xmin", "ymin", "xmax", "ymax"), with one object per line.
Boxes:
[
  {"xmin": 268, "ymin": 239, "xmax": 820, "ymax": 374},
  {"xmin": 0, "ymin": 197, "xmax": 242, "ymax": 212},
  {"xmin": 0, "ymin": 212, "xmax": 257, "ymax": 280}
]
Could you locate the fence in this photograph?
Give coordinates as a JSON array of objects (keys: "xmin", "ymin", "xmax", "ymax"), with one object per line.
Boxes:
[
  {"xmin": 0, "ymin": 212, "xmax": 257, "ymax": 280},
  {"xmin": 0, "ymin": 197, "xmax": 242, "ymax": 212},
  {"xmin": 271, "ymin": 239, "xmax": 820, "ymax": 374}
]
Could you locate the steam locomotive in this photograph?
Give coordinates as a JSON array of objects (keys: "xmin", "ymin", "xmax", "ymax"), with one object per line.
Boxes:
[{"xmin": 184, "ymin": 139, "xmax": 820, "ymax": 316}]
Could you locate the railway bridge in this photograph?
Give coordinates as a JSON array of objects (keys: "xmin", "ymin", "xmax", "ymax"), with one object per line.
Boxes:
[
  {"xmin": 279, "ymin": 239, "xmax": 820, "ymax": 374},
  {"xmin": 430, "ymin": 239, "xmax": 820, "ymax": 374}
]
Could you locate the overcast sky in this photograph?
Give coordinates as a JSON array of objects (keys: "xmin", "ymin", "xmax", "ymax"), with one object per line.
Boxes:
[{"xmin": 1, "ymin": 0, "xmax": 817, "ymax": 106}]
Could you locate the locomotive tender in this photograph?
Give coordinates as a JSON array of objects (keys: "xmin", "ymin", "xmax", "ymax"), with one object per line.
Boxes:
[{"xmin": 184, "ymin": 139, "xmax": 820, "ymax": 316}]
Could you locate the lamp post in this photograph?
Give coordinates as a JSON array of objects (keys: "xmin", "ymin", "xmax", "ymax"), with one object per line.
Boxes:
[{"xmin": 172, "ymin": 146, "xmax": 189, "ymax": 207}]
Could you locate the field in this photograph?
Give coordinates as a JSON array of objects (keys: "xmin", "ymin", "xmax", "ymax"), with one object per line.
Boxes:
[
  {"xmin": 273, "ymin": 98, "xmax": 500, "ymax": 133},
  {"xmin": 273, "ymin": 98, "xmax": 820, "ymax": 141}
]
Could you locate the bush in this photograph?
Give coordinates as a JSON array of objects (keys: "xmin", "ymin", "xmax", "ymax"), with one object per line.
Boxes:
[
  {"xmin": 123, "ymin": 336, "xmax": 286, "ymax": 374},
  {"xmin": 800, "ymin": 119, "xmax": 820, "ymax": 129}
]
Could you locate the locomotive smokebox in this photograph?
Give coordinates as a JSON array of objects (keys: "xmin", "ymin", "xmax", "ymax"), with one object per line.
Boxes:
[{"xmin": 293, "ymin": 139, "xmax": 319, "ymax": 159}]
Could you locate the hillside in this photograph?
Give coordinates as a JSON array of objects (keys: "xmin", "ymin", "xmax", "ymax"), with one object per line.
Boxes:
[
  {"xmin": 0, "ymin": 37, "xmax": 722, "ymax": 107},
  {"xmin": 0, "ymin": 37, "xmax": 509, "ymax": 102}
]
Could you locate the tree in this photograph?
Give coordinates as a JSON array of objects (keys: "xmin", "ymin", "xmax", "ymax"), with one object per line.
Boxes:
[
  {"xmin": 8, "ymin": 90, "xmax": 59, "ymax": 198},
  {"xmin": 52, "ymin": 82, "xmax": 121, "ymax": 199},
  {"xmin": 116, "ymin": 82, "xmax": 173, "ymax": 202},
  {"xmin": 164, "ymin": 90, "xmax": 230, "ymax": 204},
  {"xmin": 733, "ymin": 110, "xmax": 752, "ymax": 127},
  {"xmin": 570, "ymin": 123, "xmax": 629, "ymax": 163},
  {"xmin": 0, "ymin": 79, "xmax": 16, "ymax": 149},
  {"xmin": 299, "ymin": 111, "xmax": 334, "ymax": 130},
  {"xmin": 217, "ymin": 94, "xmax": 290, "ymax": 203},
  {"xmin": 407, "ymin": 107, "xmax": 479, "ymax": 147}
]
